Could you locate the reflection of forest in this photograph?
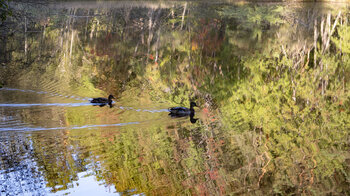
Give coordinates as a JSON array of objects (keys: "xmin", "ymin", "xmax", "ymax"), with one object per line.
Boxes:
[{"xmin": 0, "ymin": 1, "xmax": 349, "ymax": 195}]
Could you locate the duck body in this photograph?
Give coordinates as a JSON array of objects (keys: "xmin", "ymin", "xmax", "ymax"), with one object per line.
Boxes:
[
  {"xmin": 90, "ymin": 95, "xmax": 115, "ymax": 105},
  {"xmin": 168, "ymin": 102, "xmax": 197, "ymax": 117},
  {"xmin": 168, "ymin": 107, "xmax": 193, "ymax": 116}
]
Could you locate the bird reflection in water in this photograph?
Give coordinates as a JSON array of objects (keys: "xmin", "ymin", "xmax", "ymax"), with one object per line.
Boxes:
[{"xmin": 91, "ymin": 103, "xmax": 114, "ymax": 108}]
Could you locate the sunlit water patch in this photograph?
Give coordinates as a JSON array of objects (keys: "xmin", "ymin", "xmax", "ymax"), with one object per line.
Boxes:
[{"xmin": 54, "ymin": 171, "xmax": 118, "ymax": 196}]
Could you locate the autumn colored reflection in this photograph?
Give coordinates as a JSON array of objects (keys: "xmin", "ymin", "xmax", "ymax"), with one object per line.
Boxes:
[{"xmin": 0, "ymin": 1, "xmax": 349, "ymax": 195}]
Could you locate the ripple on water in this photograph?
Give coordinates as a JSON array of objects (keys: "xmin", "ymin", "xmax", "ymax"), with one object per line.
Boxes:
[{"xmin": 0, "ymin": 87, "xmax": 90, "ymax": 102}]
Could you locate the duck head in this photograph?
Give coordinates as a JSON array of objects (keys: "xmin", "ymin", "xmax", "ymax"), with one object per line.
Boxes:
[
  {"xmin": 190, "ymin": 102, "xmax": 197, "ymax": 108},
  {"xmin": 108, "ymin": 95, "xmax": 115, "ymax": 100}
]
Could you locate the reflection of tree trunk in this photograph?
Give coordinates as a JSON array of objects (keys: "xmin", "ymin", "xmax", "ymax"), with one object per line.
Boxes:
[
  {"xmin": 90, "ymin": 21, "xmax": 94, "ymax": 39},
  {"xmin": 60, "ymin": 23, "xmax": 64, "ymax": 49},
  {"xmin": 70, "ymin": 30, "xmax": 74, "ymax": 58},
  {"xmin": 70, "ymin": 9, "xmax": 77, "ymax": 60},
  {"xmin": 123, "ymin": 8, "xmax": 131, "ymax": 41},
  {"xmin": 313, "ymin": 19, "xmax": 317, "ymax": 67},
  {"xmin": 85, "ymin": 10, "xmax": 89, "ymax": 40},
  {"xmin": 318, "ymin": 12, "xmax": 341, "ymax": 95},
  {"xmin": 65, "ymin": 15, "xmax": 69, "ymax": 60},
  {"xmin": 292, "ymin": 78, "xmax": 296, "ymax": 102},
  {"xmin": 188, "ymin": 12, "xmax": 191, "ymax": 61},
  {"xmin": 323, "ymin": 12, "xmax": 341, "ymax": 54},
  {"xmin": 134, "ymin": 42, "xmax": 139, "ymax": 56},
  {"xmin": 171, "ymin": 6, "xmax": 175, "ymax": 29},
  {"xmin": 155, "ymin": 28, "xmax": 160, "ymax": 63},
  {"xmin": 147, "ymin": 9, "xmax": 154, "ymax": 62},
  {"xmin": 24, "ymin": 16, "xmax": 27, "ymax": 59},
  {"xmin": 341, "ymin": 17, "xmax": 345, "ymax": 91},
  {"xmin": 181, "ymin": 3, "xmax": 187, "ymax": 30},
  {"xmin": 147, "ymin": 9, "xmax": 162, "ymax": 63},
  {"xmin": 90, "ymin": 10, "xmax": 98, "ymax": 39}
]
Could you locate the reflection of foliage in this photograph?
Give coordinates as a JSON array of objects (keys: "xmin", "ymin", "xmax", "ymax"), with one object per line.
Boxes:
[
  {"xmin": 219, "ymin": 15, "xmax": 350, "ymax": 194},
  {"xmin": 31, "ymin": 132, "xmax": 88, "ymax": 193},
  {"xmin": 0, "ymin": 0, "xmax": 12, "ymax": 22},
  {"xmin": 219, "ymin": 4, "xmax": 284, "ymax": 26},
  {"xmin": 1, "ymin": 2, "xmax": 350, "ymax": 196},
  {"xmin": 332, "ymin": 25, "xmax": 350, "ymax": 53},
  {"xmin": 218, "ymin": 4, "xmax": 284, "ymax": 42},
  {"xmin": 216, "ymin": 4, "xmax": 287, "ymax": 57}
]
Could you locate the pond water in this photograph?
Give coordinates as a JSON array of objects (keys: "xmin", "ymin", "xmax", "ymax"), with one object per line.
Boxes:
[{"xmin": 0, "ymin": 1, "xmax": 350, "ymax": 195}]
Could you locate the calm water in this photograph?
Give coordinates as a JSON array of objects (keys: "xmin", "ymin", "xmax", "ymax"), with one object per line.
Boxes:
[{"xmin": 1, "ymin": 1, "xmax": 350, "ymax": 195}]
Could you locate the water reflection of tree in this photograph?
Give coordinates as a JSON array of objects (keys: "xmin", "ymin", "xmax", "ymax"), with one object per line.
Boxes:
[{"xmin": 0, "ymin": 1, "xmax": 349, "ymax": 195}]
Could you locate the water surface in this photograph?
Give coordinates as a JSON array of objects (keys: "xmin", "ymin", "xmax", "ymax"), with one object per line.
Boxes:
[{"xmin": 0, "ymin": 1, "xmax": 349, "ymax": 195}]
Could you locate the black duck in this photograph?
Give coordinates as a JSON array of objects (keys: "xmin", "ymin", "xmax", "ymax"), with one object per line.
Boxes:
[
  {"xmin": 168, "ymin": 102, "xmax": 197, "ymax": 117},
  {"xmin": 90, "ymin": 95, "xmax": 115, "ymax": 105}
]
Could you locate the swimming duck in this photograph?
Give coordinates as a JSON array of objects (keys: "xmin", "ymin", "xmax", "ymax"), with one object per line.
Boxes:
[
  {"xmin": 90, "ymin": 95, "xmax": 115, "ymax": 105},
  {"xmin": 168, "ymin": 102, "xmax": 197, "ymax": 116}
]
